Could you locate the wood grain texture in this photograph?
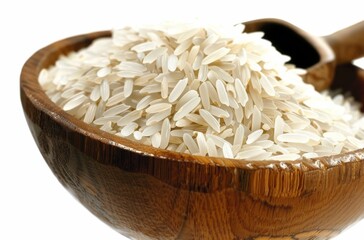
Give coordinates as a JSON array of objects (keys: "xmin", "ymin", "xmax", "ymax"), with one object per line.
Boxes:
[{"xmin": 20, "ymin": 31, "xmax": 364, "ymax": 240}]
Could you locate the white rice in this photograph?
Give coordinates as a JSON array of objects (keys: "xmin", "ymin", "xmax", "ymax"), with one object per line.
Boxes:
[{"xmin": 39, "ymin": 23, "xmax": 364, "ymax": 160}]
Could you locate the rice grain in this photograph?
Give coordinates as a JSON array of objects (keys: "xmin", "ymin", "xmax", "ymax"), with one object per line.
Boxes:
[{"xmin": 39, "ymin": 23, "xmax": 364, "ymax": 161}]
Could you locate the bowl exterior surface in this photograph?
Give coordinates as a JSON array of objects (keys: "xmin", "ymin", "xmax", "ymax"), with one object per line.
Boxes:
[{"xmin": 20, "ymin": 32, "xmax": 364, "ymax": 240}]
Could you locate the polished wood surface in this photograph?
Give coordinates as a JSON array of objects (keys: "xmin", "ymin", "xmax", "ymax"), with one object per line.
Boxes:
[
  {"xmin": 325, "ymin": 21, "xmax": 364, "ymax": 65},
  {"xmin": 244, "ymin": 18, "xmax": 364, "ymax": 91},
  {"xmin": 21, "ymin": 31, "xmax": 364, "ymax": 240}
]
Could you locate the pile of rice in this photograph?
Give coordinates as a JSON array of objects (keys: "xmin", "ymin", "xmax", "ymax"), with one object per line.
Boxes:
[{"xmin": 38, "ymin": 23, "xmax": 364, "ymax": 160}]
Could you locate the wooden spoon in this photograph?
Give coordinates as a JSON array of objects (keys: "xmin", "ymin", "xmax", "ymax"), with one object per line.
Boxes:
[{"xmin": 244, "ymin": 18, "xmax": 364, "ymax": 91}]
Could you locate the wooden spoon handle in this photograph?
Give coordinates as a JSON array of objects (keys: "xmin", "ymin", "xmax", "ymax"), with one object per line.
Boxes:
[{"xmin": 325, "ymin": 21, "xmax": 364, "ymax": 65}]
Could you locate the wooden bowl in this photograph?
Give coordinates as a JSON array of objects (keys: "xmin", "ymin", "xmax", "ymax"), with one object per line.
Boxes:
[{"xmin": 20, "ymin": 31, "xmax": 364, "ymax": 240}]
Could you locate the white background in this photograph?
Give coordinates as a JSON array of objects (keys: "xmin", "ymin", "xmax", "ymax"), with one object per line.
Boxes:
[{"xmin": 1, "ymin": 0, "xmax": 363, "ymax": 239}]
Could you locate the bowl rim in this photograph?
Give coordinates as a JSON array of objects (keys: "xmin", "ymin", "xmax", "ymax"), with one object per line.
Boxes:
[{"xmin": 20, "ymin": 30, "xmax": 364, "ymax": 172}]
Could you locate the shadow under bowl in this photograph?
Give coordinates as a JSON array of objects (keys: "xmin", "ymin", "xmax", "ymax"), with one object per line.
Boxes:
[{"xmin": 20, "ymin": 31, "xmax": 364, "ymax": 240}]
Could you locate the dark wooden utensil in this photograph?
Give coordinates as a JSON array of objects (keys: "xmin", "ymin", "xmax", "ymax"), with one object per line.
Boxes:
[
  {"xmin": 244, "ymin": 18, "xmax": 364, "ymax": 90},
  {"xmin": 21, "ymin": 31, "xmax": 364, "ymax": 240}
]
